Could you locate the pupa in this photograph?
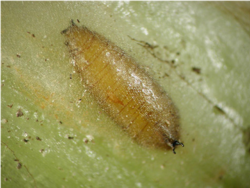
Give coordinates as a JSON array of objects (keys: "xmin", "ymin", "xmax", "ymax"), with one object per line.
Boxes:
[{"xmin": 61, "ymin": 20, "xmax": 184, "ymax": 154}]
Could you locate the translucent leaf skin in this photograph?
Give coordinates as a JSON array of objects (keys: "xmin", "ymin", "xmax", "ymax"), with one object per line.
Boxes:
[{"xmin": 62, "ymin": 22, "xmax": 183, "ymax": 153}]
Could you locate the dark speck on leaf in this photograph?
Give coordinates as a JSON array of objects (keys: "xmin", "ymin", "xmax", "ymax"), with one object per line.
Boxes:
[
  {"xmin": 192, "ymin": 67, "xmax": 201, "ymax": 74},
  {"xmin": 17, "ymin": 162, "xmax": 22, "ymax": 169},
  {"xmin": 16, "ymin": 109, "xmax": 24, "ymax": 117}
]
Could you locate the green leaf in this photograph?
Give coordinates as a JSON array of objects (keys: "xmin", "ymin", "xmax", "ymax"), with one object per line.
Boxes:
[{"xmin": 2, "ymin": 2, "xmax": 250, "ymax": 188}]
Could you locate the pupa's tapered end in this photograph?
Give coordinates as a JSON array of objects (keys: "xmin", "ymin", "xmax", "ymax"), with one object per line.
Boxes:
[{"xmin": 172, "ymin": 141, "xmax": 184, "ymax": 154}]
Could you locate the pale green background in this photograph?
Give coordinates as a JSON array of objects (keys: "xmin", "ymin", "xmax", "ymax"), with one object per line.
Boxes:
[{"xmin": 2, "ymin": 2, "xmax": 250, "ymax": 188}]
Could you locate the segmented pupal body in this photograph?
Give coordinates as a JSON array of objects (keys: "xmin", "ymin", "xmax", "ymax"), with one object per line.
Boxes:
[{"xmin": 62, "ymin": 21, "xmax": 184, "ymax": 154}]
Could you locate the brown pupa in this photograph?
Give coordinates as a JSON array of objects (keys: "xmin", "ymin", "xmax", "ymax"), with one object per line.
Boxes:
[{"xmin": 62, "ymin": 20, "xmax": 184, "ymax": 154}]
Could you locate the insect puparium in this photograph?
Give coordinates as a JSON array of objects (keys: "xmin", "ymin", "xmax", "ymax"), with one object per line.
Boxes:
[{"xmin": 62, "ymin": 20, "xmax": 184, "ymax": 154}]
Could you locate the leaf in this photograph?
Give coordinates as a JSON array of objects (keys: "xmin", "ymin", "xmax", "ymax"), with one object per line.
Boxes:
[{"xmin": 2, "ymin": 2, "xmax": 250, "ymax": 188}]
